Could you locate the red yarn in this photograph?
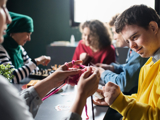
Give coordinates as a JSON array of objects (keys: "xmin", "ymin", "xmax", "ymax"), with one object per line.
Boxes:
[{"xmin": 65, "ymin": 64, "xmax": 88, "ymax": 86}]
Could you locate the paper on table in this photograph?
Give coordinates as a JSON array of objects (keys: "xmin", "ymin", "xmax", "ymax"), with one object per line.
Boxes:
[
  {"xmin": 55, "ymin": 103, "xmax": 71, "ymax": 111},
  {"xmin": 55, "ymin": 84, "xmax": 108, "ymax": 119}
]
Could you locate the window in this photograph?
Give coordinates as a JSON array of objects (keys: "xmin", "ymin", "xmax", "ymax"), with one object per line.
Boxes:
[{"xmin": 70, "ymin": 0, "xmax": 158, "ymax": 27}]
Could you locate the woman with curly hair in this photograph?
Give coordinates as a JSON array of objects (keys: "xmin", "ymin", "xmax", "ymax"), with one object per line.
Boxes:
[{"xmin": 72, "ymin": 20, "xmax": 115, "ymax": 65}]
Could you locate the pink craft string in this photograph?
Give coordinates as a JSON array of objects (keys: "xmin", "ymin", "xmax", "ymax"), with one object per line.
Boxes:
[
  {"xmin": 42, "ymin": 83, "xmax": 66, "ymax": 101},
  {"xmin": 72, "ymin": 60, "xmax": 85, "ymax": 69},
  {"xmin": 67, "ymin": 62, "xmax": 89, "ymax": 119},
  {"xmin": 42, "ymin": 60, "xmax": 83, "ymax": 100},
  {"xmin": 42, "ymin": 60, "xmax": 90, "ymax": 118},
  {"xmin": 42, "ymin": 64, "xmax": 85, "ymax": 101},
  {"xmin": 72, "ymin": 60, "xmax": 75, "ymax": 64},
  {"xmin": 85, "ymin": 104, "xmax": 89, "ymax": 119},
  {"xmin": 65, "ymin": 63, "xmax": 87, "ymax": 86},
  {"xmin": 71, "ymin": 61, "xmax": 90, "ymax": 119}
]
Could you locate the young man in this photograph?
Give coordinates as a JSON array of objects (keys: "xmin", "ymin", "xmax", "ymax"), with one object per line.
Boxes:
[
  {"xmin": 95, "ymin": 14, "xmax": 148, "ymax": 95},
  {"xmin": 102, "ymin": 4, "xmax": 160, "ymax": 120}
]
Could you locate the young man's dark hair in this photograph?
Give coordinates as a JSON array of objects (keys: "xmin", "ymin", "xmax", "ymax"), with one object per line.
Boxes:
[{"xmin": 115, "ymin": 4, "xmax": 160, "ymax": 33}]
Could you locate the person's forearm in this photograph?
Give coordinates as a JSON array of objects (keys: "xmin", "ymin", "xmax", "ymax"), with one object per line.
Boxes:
[
  {"xmin": 70, "ymin": 94, "xmax": 87, "ymax": 116},
  {"xmin": 33, "ymin": 77, "xmax": 53, "ymax": 99}
]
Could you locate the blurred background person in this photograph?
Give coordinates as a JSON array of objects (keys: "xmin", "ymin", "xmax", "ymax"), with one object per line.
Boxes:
[
  {"xmin": 110, "ymin": 14, "xmax": 128, "ymax": 48},
  {"xmin": 0, "ymin": 12, "xmax": 51, "ymax": 83},
  {"xmin": 72, "ymin": 20, "xmax": 115, "ymax": 65}
]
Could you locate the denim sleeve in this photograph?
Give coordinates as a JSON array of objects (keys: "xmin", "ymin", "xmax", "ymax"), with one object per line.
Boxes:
[
  {"xmin": 20, "ymin": 86, "xmax": 42, "ymax": 118},
  {"xmin": 110, "ymin": 62, "xmax": 125, "ymax": 74},
  {"xmin": 101, "ymin": 51, "xmax": 148, "ymax": 93}
]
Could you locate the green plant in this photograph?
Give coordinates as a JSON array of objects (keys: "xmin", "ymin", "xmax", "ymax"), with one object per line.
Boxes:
[{"xmin": 0, "ymin": 64, "xmax": 14, "ymax": 81}]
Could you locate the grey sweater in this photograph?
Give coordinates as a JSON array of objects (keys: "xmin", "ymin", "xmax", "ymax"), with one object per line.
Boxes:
[{"xmin": 0, "ymin": 75, "xmax": 81, "ymax": 120}]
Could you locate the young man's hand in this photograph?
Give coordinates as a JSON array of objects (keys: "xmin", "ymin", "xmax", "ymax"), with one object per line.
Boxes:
[
  {"xmin": 93, "ymin": 89, "xmax": 109, "ymax": 106},
  {"xmin": 103, "ymin": 82, "xmax": 121, "ymax": 105}
]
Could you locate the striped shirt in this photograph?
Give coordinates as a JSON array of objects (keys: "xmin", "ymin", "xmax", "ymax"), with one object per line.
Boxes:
[{"xmin": 0, "ymin": 45, "xmax": 38, "ymax": 84}]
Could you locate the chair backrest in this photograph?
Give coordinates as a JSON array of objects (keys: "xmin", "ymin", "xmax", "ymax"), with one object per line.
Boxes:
[{"xmin": 46, "ymin": 46, "xmax": 129, "ymax": 67}]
